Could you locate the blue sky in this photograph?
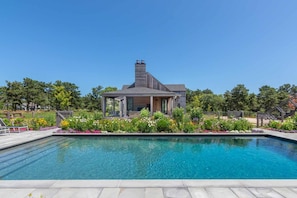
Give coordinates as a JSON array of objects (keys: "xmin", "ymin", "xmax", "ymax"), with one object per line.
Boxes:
[{"xmin": 0, "ymin": 0, "xmax": 296, "ymax": 96}]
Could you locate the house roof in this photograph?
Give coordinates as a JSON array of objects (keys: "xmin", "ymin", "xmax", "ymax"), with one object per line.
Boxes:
[
  {"xmin": 165, "ymin": 84, "xmax": 186, "ymax": 92},
  {"xmin": 102, "ymin": 87, "xmax": 179, "ymax": 97},
  {"xmin": 122, "ymin": 84, "xmax": 186, "ymax": 92}
]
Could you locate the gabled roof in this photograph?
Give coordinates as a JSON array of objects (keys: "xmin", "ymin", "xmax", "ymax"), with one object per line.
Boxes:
[
  {"xmin": 165, "ymin": 84, "xmax": 186, "ymax": 92},
  {"xmin": 122, "ymin": 84, "xmax": 186, "ymax": 92},
  {"xmin": 102, "ymin": 87, "xmax": 179, "ymax": 97}
]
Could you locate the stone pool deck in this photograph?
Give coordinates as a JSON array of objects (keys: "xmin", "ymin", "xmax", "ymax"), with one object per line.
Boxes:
[{"xmin": 0, "ymin": 129, "xmax": 297, "ymax": 198}]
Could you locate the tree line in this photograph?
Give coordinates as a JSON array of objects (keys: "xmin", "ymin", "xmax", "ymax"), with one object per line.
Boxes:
[
  {"xmin": 0, "ymin": 77, "xmax": 296, "ymax": 113},
  {"xmin": 0, "ymin": 77, "xmax": 116, "ymax": 111},
  {"xmin": 186, "ymin": 84, "xmax": 297, "ymax": 113}
]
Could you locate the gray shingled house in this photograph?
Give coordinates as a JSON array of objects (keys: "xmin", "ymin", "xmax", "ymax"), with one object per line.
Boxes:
[{"xmin": 102, "ymin": 60, "xmax": 186, "ymax": 117}]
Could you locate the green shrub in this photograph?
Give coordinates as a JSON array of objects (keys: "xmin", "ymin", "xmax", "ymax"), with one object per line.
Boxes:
[
  {"xmin": 281, "ymin": 118, "xmax": 295, "ymax": 131},
  {"xmin": 136, "ymin": 117, "xmax": 156, "ymax": 133},
  {"xmin": 153, "ymin": 111, "xmax": 165, "ymax": 120},
  {"xmin": 190, "ymin": 107, "xmax": 203, "ymax": 123},
  {"xmin": 203, "ymin": 118, "xmax": 220, "ymax": 131},
  {"xmin": 68, "ymin": 116, "xmax": 94, "ymax": 131},
  {"xmin": 233, "ymin": 119, "xmax": 252, "ymax": 131},
  {"xmin": 156, "ymin": 117, "xmax": 171, "ymax": 132},
  {"xmin": 93, "ymin": 111, "xmax": 103, "ymax": 120},
  {"xmin": 219, "ymin": 119, "xmax": 234, "ymax": 131},
  {"xmin": 120, "ymin": 118, "xmax": 138, "ymax": 132},
  {"xmin": 268, "ymin": 120, "xmax": 282, "ymax": 129},
  {"xmin": 140, "ymin": 108, "xmax": 150, "ymax": 118},
  {"xmin": 183, "ymin": 122, "xmax": 195, "ymax": 133},
  {"xmin": 43, "ymin": 114, "xmax": 55, "ymax": 126},
  {"xmin": 172, "ymin": 107, "xmax": 184, "ymax": 129}
]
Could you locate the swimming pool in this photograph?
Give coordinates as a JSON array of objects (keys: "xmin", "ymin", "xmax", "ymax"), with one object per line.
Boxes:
[{"xmin": 0, "ymin": 135, "xmax": 296, "ymax": 180}]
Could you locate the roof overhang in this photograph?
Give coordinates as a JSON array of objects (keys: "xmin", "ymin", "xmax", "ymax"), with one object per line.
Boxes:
[{"xmin": 102, "ymin": 87, "xmax": 180, "ymax": 98}]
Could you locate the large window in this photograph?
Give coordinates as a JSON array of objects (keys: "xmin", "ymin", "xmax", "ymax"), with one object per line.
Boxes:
[
  {"xmin": 127, "ymin": 97, "xmax": 134, "ymax": 111},
  {"xmin": 161, "ymin": 98, "xmax": 168, "ymax": 114}
]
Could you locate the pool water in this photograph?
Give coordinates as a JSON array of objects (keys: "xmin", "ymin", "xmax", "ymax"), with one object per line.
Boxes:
[{"xmin": 0, "ymin": 136, "xmax": 297, "ymax": 179}]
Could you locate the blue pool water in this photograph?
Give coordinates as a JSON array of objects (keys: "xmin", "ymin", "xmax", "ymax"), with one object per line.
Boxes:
[{"xmin": 0, "ymin": 135, "xmax": 297, "ymax": 180}]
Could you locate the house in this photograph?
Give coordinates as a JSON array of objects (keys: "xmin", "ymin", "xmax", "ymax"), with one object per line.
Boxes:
[{"xmin": 102, "ymin": 60, "xmax": 186, "ymax": 117}]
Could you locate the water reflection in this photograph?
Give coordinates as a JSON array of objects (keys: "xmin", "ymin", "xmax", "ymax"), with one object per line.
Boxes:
[{"xmin": 55, "ymin": 136, "xmax": 253, "ymax": 178}]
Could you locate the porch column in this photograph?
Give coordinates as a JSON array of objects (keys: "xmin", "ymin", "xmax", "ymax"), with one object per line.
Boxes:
[
  {"xmin": 150, "ymin": 96, "xmax": 153, "ymax": 115},
  {"xmin": 102, "ymin": 96, "xmax": 106, "ymax": 117},
  {"xmin": 169, "ymin": 97, "xmax": 174, "ymax": 115},
  {"xmin": 123, "ymin": 96, "xmax": 127, "ymax": 117},
  {"xmin": 119, "ymin": 99, "xmax": 123, "ymax": 117}
]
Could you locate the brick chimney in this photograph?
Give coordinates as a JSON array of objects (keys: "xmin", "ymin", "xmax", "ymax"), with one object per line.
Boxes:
[{"xmin": 135, "ymin": 60, "xmax": 147, "ymax": 87}]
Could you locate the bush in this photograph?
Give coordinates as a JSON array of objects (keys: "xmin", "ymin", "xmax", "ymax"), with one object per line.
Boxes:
[
  {"xmin": 219, "ymin": 119, "xmax": 234, "ymax": 131},
  {"xmin": 153, "ymin": 111, "xmax": 165, "ymax": 120},
  {"xmin": 93, "ymin": 111, "xmax": 103, "ymax": 120},
  {"xmin": 233, "ymin": 119, "xmax": 252, "ymax": 131},
  {"xmin": 43, "ymin": 114, "xmax": 55, "ymax": 126},
  {"xmin": 183, "ymin": 118, "xmax": 195, "ymax": 133},
  {"xmin": 136, "ymin": 117, "xmax": 156, "ymax": 133},
  {"xmin": 190, "ymin": 107, "xmax": 203, "ymax": 123},
  {"xmin": 268, "ymin": 120, "xmax": 282, "ymax": 129},
  {"xmin": 68, "ymin": 116, "xmax": 94, "ymax": 131},
  {"xmin": 172, "ymin": 107, "xmax": 184, "ymax": 129},
  {"xmin": 140, "ymin": 108, "xmax": 150, "ymax": 118},
  {"xmin": 30, "ymin": 118, "xmax": 48, "ymax": 130},
  {"xmin": 60, "ymin": 120, "xmax": 70, "ymax": 130},
  {"xmin": 203, "ymin": 118, "xmax": 220, "ymax": 131},
  {"xmin": 281, "ymin": 119, "xmax": 295, "ymax": 131},
  {"xmin": 156, "ymin": 117, "xmax": 170, "ymax": 132}
]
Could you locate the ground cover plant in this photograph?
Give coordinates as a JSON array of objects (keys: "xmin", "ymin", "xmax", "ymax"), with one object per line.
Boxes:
[{"xmin": 267, "ymin": 114, "xmax": 297, "ymax": 132}]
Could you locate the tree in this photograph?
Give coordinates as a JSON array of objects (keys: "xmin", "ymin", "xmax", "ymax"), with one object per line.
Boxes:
[
  {"xmin": 53, "ymin": 85, "xmax": 72, "ymax": 110},
  {"xmin": 83, "ymin": 85, "xmax": 104, "ymax": 111},
  {"xmin": 257, "ymin": 85, "xmax": 278, "ymax": 112},
  {"xmin": 229, "ymin": 84, "xmax": 249, "ymax": 111},
  {"xmin": 54, "ymin": 81, "xmax": 81, "ymax": 109},
  {"xmin": 247, "ymin": 93, "xmax": 259, "ymax": 112},
  {"xmin": 5, "ymin": 81, "xmax": 23, "ymax": 111},
  {"xmin": 200, "ymin": 93, "xmax": 224, "ymax": 112},
  {"xmin": 0, "ymin": 86, "xmax": 7, "ymax": 110}
]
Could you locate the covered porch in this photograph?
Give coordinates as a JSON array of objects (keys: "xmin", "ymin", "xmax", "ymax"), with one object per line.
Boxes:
[{"xmin": 101, "ymin": 87, "xmax": 179, "ymax": 117}]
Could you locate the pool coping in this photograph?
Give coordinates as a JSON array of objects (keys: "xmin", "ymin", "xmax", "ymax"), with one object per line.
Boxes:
[{"xmin": 1, "ymin": 179, "xmax": 297, "ymax": 188}]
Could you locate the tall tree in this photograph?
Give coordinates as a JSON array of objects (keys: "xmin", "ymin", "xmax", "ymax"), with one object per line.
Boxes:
[
  {"xmin": 83, "ymin": 85, "xmax": 104, "ymax": 111},
  {"xmin": 258, "ymin": 85, "xmax": 278, "ymax": 112},
  {"xmin": 5, "ymin": 81, "xmax": 23, "ymax": 111},
  {"xmin": 53, "ymin": 85, "xmax": 72, "ymax": 110},
  {"xmin": 54, "ymin": 81, "xmax": 81, "ymax": 109},
  {"xmin": 229, "ymin": 84, "xmax": 249, "ymax": 111}
]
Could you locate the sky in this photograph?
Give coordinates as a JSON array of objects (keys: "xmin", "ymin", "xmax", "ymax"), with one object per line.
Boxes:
[{"xmin": 0, "ymin": 0, "xmax": 296, "ymax": 96}]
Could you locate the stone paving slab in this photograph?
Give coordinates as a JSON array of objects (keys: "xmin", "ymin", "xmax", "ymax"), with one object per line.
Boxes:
[{"xmin": 0, "ymin": 182, "xmax": 297, "ymax": 198}]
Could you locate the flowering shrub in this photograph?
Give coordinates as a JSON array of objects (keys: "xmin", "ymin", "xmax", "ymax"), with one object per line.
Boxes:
[
  {"xmin": 136, "ymin": 117, "xmax": 156, "ymax": 133},
  {"xmin": 30, "ymin": 118, "xmax": 48, "ymax": 130},
  {"xmin": 60, "ymin": 120, "xmax": 70, "ymax": 130},
  {"xmin": 68, "ymin": 116, "xmax": 94, "ymax": 131}
]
